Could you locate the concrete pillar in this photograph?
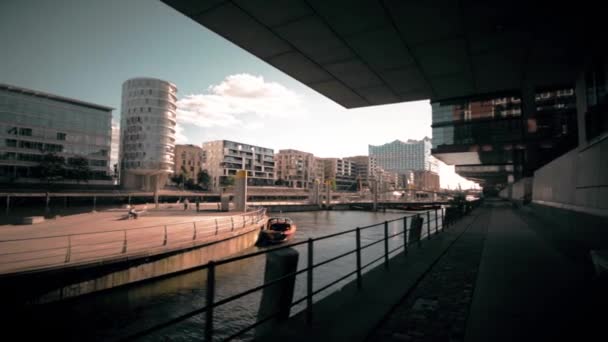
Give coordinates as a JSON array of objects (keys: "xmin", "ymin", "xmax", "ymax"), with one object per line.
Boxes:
[
  {"xmin": 45, "ymin": 192, "xmax": 50, "ymax": 214},
  {"xmin": 234, "ymin": 170, "xmax": 247, "ymax": 212},
  {"xmin": 575, "ymin": 71, "xmax": 588, "ymax": 147},
  {"xmin": 255, "ymin": 248, "xmax": 299, "ymax": 339},
  {"xmin": 325, "ymin": 181, "xmax": 331, "ymax": 208},
  {"xmin": 372, "ymin": 179, "xmax": 378, "ymax": 211},
  {"xmin": 153, "ymin": 175, "xmax": 160, "ymax": 209},
  {"xmin": 5, "ymin": 195, "xmax": 9, "ymax": 216},
  {"xmin": 310, "ymin": 180, "xmax": 320, "ymax": 206}
]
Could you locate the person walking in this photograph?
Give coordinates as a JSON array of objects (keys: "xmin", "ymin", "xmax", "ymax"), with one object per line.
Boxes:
[{"xmin": 184, "ymin": 198, "xmax": 189, "ymax": 210}]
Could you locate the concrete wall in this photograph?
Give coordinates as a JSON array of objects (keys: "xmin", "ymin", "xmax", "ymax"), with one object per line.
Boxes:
[{"xmin": 533, "ymin": 137, "xmax": 608, "ymax": 216}]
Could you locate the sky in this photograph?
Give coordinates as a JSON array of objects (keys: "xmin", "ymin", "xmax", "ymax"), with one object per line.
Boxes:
[{"xmin": 0, "ymin": 0, "xmax": 478, "ymax": 189}]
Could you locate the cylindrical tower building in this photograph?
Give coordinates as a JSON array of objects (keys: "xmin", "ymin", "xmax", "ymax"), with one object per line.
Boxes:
[{"xmin": 119, "ymin": 77, "xmax": 177, "ymax": 191}]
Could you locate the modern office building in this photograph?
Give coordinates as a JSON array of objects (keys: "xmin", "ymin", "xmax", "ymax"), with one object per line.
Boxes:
[
  {"xmin": 369, "ymin": 138, "xmax": 438, "ymax": 175},
  {"xmin": 202, "ymin": 140, "xmax": 275, "ymax": 191},
  {"xmin": 119, "ymin": 77, "xmax": 177, "ymax": 191},
  {"xmin": 322, "ymin": 158, "xmax": 357, "ymax": 191},
  {"xmin": 431, "ymin": 88, "xmax": 578, "ymax": 191},
  {"xmin": 173, "ymin": 144, "xmax": 205, "ymax": 182},
  {"xmin": 0, "ymin": 83, "xmax": 112, "ymax": 184},
  {"xmin": 344, "ymin": 155, "xmax": 377, "ymax": 190},
  {"xmin": 274, "ymin": 149, "xmax": 315, "ymax": 188}
]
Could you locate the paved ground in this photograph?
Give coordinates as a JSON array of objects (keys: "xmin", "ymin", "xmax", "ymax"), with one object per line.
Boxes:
[
  {"xmin": 368, "ymin": 204, "xmax": 489, "ymax": 342},
  {"xmin": 0, "ymin": 205, "xmax": 263, "ymax": 274},
  {"xmin": 368, "ymin": 200, "xmax": 607, "ymax": 342}
]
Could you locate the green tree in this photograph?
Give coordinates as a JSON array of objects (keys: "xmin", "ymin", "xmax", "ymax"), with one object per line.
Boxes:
[
  {"xmin": 220, "ymin": 176, "xmax": 235, "ymax": 187},
  {"xmin": 275, "ymin": 178, "xmax": 286, "ymax": 186},
  {"xmin": 38, "ymin": 153, "xmax": 65, "ymax": 187},
  {"xmin": 197, "ymin": 170, "xmax": 211, "ymax": 190},
  {"xmin": 172, "ymin": 165, "xmax": 190, "ymax": 189},
  {"xmin": 68, "ymin": 156, "xmax": 92, "ymax": 184}
]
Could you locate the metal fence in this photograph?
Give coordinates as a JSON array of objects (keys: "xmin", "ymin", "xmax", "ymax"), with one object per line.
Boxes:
[
  {"xmin": 0, "ymin": 208, "xmax": 267, "ymax": 274},
  {"xmin": 124, "ymin": 206, "xmax": 459, "ymax": 341}
]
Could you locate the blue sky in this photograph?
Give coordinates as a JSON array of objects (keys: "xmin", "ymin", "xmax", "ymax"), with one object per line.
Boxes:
[{"xmin": 0, "ymin": 0, "xmax": 477, "ymax": 189}]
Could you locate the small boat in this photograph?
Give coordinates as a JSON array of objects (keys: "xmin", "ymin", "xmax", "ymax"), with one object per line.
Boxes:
[{"xmin": 257, "ymin": 217, "xmax": 297, "ymax": 245}]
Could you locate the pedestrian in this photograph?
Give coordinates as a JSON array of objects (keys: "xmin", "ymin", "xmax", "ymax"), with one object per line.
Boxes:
[
  {"xmin": 184, "ymin": 198, "xmax": 189, "ymax": 210},
  {"xmin": 196, "ymin": 197, "xmax": 200, "ymax": 212}
]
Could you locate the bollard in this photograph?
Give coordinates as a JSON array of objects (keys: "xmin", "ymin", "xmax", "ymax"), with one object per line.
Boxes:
[
  {"xmin": 408, "ymin": 215, "xmax": 423, "ymax": 247},
  {"xmin": 163, "ymin": 225, "xmax": 168, "ymax": 245},
  {"xmin": 403, "ymin": 216, "xmax": 408, "ymax": 257},
  {"xmin": 426, "ymin": 211, "xmax": 431, "ymax": 239},
  {"xmin": 384, "ymin": 221, "xmax": 389, "ymax": 270},
  {"xmin": 356, "ymin": 228, "xmax": 362, "ymax": 289},
  {"xmin": 306, "ymin": 238, "xmax": 314, "ymax": 325},
  {"xmin": 205, "ymin": 261, "xmax": 216, "ymax": 341},
  {"xmin": 193, "ymin": 222, "xmax": 197, "ymax": 241},
  {"xmin": 255, "ymin": 248, "xmax": 299, "ymax": 339},
  {"xmin": 122, "ymin": 230, "xmax": 128, "ymax": 253}
]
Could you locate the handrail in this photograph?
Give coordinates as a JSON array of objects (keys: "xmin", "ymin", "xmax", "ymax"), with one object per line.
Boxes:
[
  {"xmin": 0, "ymin": 208, "xmax": 267, "ymax": 274},
  {"xmin": 118, "ymin": 204, "xmax": 475, "ymax": 342}
]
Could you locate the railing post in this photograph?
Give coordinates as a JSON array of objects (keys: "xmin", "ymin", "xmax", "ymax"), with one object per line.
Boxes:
[
  {"xmin": 122, "ymin": 230, "xmax": 127, "ymax": 253},
  {"xmin": 442, "ymin": 207, "xmax": 445, "ymax": 230},
  {"xmin": 215, "ymin": 219, "xmax": 219, "ymax": 235},
  {"xmin": 231, "ymin": 217, "xmax": 234, "ymax": 231},
  {"xmin": 163, "ymin": 225, "xmax": 168, "ymax": 246},
  {"xmin": 426, "ymin": 211, "xmax": 431, "ymax": 239},
  {"xmin": 356, "ymin": 227, "xmax": 362, "ymax": 289},
  {"xmin": 384, "ymin": 221, "xmax": 389, "ymax": 269},
  {"xmin": 193, "ymin": 222, "xmax": 197, "ymax": 241},
  {"xmin": 205, "ymin": 261, "xmax": 216, "ymax": 341},
  {"xmin": 435, "ymin": 208, "xmax": 439, "ymax": 234},
  {"xmin": 65, "ymin": 235, "xmax": 71, "ymax": 263},
  {"xmin": 403, "ymin": 216, "xmax": 408, "ymax": 257},
  {"xmin": 306, "ymin": 238, "xmax": 314, "ymax": 325}
]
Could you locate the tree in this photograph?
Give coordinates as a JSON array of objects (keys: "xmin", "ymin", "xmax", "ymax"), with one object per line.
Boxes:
[
  {"xmin": 220, "ymin": 176, "xmax": 235, "ymax": 187},
  {"xmin": 171, "ymin": 165, "xmax": 190, "ymax": 189},
  {"xmin": 275, "ymin": 178, "xmax": 287, "ymax": 186},
  {"xmin": 68, "ymin": 156, "xmax": 92, "ymax": 184},
  {"xmin": 197, "ymin": 170, "xmax": 210, "ymax": 190},
  {"xmin": 38, "ymin": 153, "xmax": 65, "ymax": 187}
]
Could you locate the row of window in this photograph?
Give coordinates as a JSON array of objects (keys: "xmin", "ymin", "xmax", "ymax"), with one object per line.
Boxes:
[
  {"xmin": 5, "ymin": 139, "xmax": 63, "ymax": 152},
  {"xmin": 0, "ymin": 152, "xmax": 106, "ymax": 167}
]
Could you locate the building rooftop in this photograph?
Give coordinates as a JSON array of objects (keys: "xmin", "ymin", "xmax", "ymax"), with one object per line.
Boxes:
[{"xmin": 0, "ymin": 83, "xmax": 114, "ymax": 111}]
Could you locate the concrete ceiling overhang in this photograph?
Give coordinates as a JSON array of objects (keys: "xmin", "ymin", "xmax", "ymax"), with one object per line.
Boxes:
[{"xmin": 161, "ymin": 0, "xmax": 600, "ymax": 108}]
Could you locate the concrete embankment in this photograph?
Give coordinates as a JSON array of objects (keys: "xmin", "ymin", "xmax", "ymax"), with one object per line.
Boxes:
[{"xmin": 1, "ymin": 220, "xmax": 265, "ymax": 307}]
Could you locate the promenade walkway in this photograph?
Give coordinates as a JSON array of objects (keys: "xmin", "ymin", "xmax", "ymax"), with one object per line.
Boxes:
[
  {"xmin": 0, "ymin": 206, "xmax": 265, "ymax": 274},
  {"xmin": 369, "ymin": 200, "xmax": 606, "ymax": 341}
]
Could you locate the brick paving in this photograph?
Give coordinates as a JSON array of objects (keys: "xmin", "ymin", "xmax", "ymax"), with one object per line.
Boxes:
[{"xmin": 368, "ymin": 210, "xmax": 489, "ymax": 342}]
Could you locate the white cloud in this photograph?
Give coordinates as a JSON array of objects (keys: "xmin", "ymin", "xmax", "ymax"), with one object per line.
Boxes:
[{"xmin": 176, "ymin": 73, "xmax": 303, "ymax": 128}]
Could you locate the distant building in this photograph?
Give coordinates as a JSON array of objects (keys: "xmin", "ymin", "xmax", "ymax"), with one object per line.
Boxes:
[
  {"xmin": 174, "ymin": 144, "xmax": 204, "ymax": 182},
  {"xmin": 202, "ymin": 140, "xmax": 275, "ymax": 191},
  {"xmin": 369, "ymin": 138, "xmax": 439, "ymax": 174},
  {"xmin": 412, "ymin": 170, "xmax": 440, "ymax": 191},
  {"xmin": 344, "ymin": 155, "xmax": 377, "ymax": 190},
  {"xmin": 313, "ymin": 157, "xmax": 325, "ymax": 185},
  {"xmin": 376, "ymin": 168, "xmax": 399, "ymax": 191},
  {"xmin": 119, "ymin": 77, "xmax": 177, "ymax": 191},
  {"xmin": 322, "ymin": 158, "xmax": 357, "ymax": 191},
  {"xmin": 0, "ymin": 83, "xmax": 112, "ymax": 184},
  {"xmin": 274, "ymin": 149, "xmax": 315, "ymax": 188}
]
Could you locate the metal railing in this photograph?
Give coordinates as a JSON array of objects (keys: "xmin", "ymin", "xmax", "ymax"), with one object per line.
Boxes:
[
  {"xmin": 124, "ymin": 206, "xmax": 459, "ymax": 341},
  {"xmin": 0, "ymin": 208, "xmax": 267, "ymax": 274}
]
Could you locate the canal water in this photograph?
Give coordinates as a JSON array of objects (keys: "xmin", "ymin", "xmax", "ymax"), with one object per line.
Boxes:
[{"xmin": 14, "ymin": 210, "xmax": 442, "ymax": 341}]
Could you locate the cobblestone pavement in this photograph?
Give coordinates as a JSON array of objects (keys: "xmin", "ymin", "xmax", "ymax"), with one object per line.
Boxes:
[{"xmin": 368, "ymin": 210, "xmax": 489, "ymax": 342}]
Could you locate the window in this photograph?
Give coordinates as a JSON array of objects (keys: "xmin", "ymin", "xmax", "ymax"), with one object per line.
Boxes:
[
  {"xmin": 19, "ymin": 128, "xmax": 32, "ymax": 136},
  {"xmin": 6, "ymin": 139, "xmax": 17, "ymax": 147},
  {"xmin": 57, "ymin": 132, "xmax": 66, "ymax": 140}
]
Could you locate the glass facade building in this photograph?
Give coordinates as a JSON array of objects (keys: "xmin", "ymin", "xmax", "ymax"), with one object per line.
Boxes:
[
  {"xmin": 0, "ymin": 83, "xmax": 112, "ymax": 183},
  {"xmin": 431, "ymin": 88, "xmax": 577, "ymax": 189}
]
